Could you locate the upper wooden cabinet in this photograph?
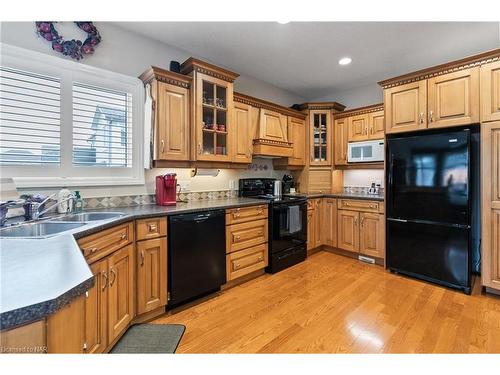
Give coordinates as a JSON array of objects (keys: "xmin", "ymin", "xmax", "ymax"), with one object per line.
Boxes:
[
  {"xmin": 384, "ymin": 80, "xmax": 427, "ymax": 134},
  {"xmin": 427, "ymin": 67, "xmax": 479, "ymax": 128},
  {"xmin": 368, "ymin": 110, "xmax": 385, "ymax": 139},
  {"xmin": 334, "ymin": 117, "xmax": 348, "ymax": 165},
  {"xmin": 232, "ymin": 102, "xmax": 253, "ymax": 163},
  {"xmin": 287, "ymin": 116, "xmax": 306, "ymax": 166},
  {"xmin": 181, "ymin": 58, "xmax": 239, "ymax": 162},
  {"xmin": 481, "ymin": 60, "xmax": 500, "ymax": 122},
  {"xmin": 348, "ymin": 114, "xmax": 369, "ymax": 142},
  {"xmin": 139, "ymin": 66, "xmax": 191, "ymax": 162},
  {"xmin": 380, "ymin": 49, "xmax": 500, "ymax": 134}
]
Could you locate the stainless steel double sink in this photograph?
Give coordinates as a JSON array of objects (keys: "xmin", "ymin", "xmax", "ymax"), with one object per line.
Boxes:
[{"xmin": 0, "ymin": 212, "xmax": 125, "ymax": 239}]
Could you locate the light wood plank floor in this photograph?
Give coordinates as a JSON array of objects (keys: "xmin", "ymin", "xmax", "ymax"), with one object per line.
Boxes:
[{"xmin": 153, "ymin": 251, "xmax": 500, "ymax": 353}]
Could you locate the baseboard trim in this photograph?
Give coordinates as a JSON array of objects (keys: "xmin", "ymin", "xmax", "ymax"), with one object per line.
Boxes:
[{"xmin": 485, "ymin": 287, "xmax": 500, "ymax": 296}]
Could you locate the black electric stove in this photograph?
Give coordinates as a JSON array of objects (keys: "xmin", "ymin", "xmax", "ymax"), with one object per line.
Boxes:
[{"xmin": 239, "ymin": 178, "xmax": 307, "ymax": 273}]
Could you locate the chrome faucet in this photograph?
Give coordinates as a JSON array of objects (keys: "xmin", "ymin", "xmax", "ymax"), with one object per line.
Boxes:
[{"xmin": 31, "ymin": 193, "xmax": 76, "ymax": 220}]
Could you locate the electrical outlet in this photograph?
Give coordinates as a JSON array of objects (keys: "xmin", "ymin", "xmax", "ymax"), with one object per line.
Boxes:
[{"xmin": 178, "ymin": 181, "xmax": 190, "ymax": 192}]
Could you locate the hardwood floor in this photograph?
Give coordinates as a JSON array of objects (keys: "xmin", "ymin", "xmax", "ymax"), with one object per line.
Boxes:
[{"xmin": 153, "ymin": 251, "xmax": 500, "ymax": 353}]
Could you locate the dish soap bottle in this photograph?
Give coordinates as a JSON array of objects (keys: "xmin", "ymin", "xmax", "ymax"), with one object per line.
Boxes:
[{"xmin": 74, "ymin": 191, "xmax": 83, "ymax": 213}]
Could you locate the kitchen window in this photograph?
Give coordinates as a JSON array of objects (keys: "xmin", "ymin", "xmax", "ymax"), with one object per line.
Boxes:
[{"xmin": 0, "ymin": 44, "xmax": 144, "ymax": 188}]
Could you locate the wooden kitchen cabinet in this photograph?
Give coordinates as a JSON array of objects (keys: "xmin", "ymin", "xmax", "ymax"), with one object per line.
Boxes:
[
  {"xmin": 288, "ymin": 116, "xmax": 306, "ymax": 166},
  {"xmin": 107, "ymin": 244, "xmax": 135, "ymax": 344},
  {"xmin": 139, "ymin": 66, "xmax": 192, "ymax": 162},
  {"xmin": 47, "ymin": 295, "xmax": 85, "ymax": 353},
  {"xmin": 337, "ymin": 209, "xmax": 359, "ymax": 253},
  {"xmin": 359, "ymin": 212, "xmax": 385, "ymax": 259},
  {"xmin": 348, "ymin": 114, "xmax": 369, "ymax": 142},
  {"xmin": 481, "ymin": 121, "xmax": 500, "ymax": 292},
  {"xmin": 309, "ymin": 110, "xmax": 332, "ymax": 166},
  {"xmin": 307, "ymin": 208, "xmax": 315, "ymax": 251},
  {"xmin": 136, "ymin": 238, "xmax": 167, "ymax": 314},
  {"xmin": 322, "ymin": 198, "xmax": 337, "ymax": 247},
  {"xmin": 481, "ymin": 61, "xmax": 500, "ymax": 122},
  {"xmin": 427, "ymin": 67, "xmax": 479, "ymax": 129},
  {"xmin": 232, "ymin": 102, "xmax": 253, "ymax": 163},
  {"xmin": 226, "ymin": 243, "xmax": 268, "ymax": 281},
  {"xmin": 368, "ymin": 110, "xmax": 385, "ymax": 139},
  {"xmin": 313, "ymin": 199, "xmax": 322, "ymax": 248},
  {"xmin": 84, "ymin": 259, "xmax": 108, "ymax": 354},
  {"xmin": 334, "ymin": 117, "xmax": 348, "ymax": 165},
  {"xmin": 384, "ymin": 80, "xmax": 427, "ymax": 134},
  {"xmin": 181, "ymin": 58, "xmax": 239, "ymax": 162}
]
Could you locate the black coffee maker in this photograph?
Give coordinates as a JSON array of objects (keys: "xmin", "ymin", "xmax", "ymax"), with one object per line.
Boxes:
[{"xmin": 282, "ymin": 174, "xmax": 295, "ymax": 194}]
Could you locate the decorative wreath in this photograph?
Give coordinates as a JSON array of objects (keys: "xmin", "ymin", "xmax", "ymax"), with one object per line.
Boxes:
[{"xmin": 35, "ymin": 22, "xmax": 102, "ymax": 60}]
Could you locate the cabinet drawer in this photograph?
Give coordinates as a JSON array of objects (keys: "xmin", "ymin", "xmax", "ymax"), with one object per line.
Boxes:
[
  {"xmin": 78, "ymin": 222, "xmax": 134, "ymax": 263},
  {"xmin": 226, "ymin": 219, "xmax": 268, "ymax": 253},
  {"xmin": 136, "ymin": 217, "xmax": 167, "ymax": 241},
  {"xmin": 226, "ymin": 243, "xmax": 268, "ymax": 281},
  {"xmin": 338, "ymin": 199, "xmax": 383, "ymax": 213},
  {"xmin": 226, "ymin": 205, "xmax": 268, "ymax": 225}
]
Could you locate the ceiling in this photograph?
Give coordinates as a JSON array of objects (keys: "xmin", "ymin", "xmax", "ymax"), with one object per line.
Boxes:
[{"xmin": 116, "ymin": 22, "xmax": 500, "ymax": 100}]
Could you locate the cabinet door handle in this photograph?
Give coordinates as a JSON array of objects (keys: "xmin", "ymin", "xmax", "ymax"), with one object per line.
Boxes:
[
  {"xmin": 360, "ymin": 217, "xmax": 365, "ymax": 227},
  {"xmin": 109, "ymin": 268, "xmax": 117, "ymax": 287},
  {"xmin": 428, "ymin": 111, "xmax": 434, "ymax": 123},
  {"xmin": 101, "ymin": 272, "xmax": 108, "ymax": 291},
  {"xmin": 140, "ymin": 250, "xmax": 145, "ymax": 266},
  {"xmin": 354, "ymin": 217, "xmax": 358, "ymax": 226},
  {"xmin": 161, "ymin": 139, "xmax": 165, "ymax": 154},
  {"xmin": 419, "ymin": 112, "xmax": 425, "ymax": 124},
  {"xmin": 198, "ymin": 143, "xmax": 202, "ymax": 155}
]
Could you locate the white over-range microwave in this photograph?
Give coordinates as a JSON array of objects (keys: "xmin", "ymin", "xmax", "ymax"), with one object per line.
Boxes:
[{"xmin": 347, "ymin": 140, "xmax": 385, "ymax": 163}]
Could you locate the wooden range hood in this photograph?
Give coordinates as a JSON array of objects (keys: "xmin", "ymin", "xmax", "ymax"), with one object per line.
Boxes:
[{"xmin": 234, "ymin": 92, "xmax": 307, "ymax": 158}]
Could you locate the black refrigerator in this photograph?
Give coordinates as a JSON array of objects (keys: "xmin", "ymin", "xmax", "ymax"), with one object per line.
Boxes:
[{"xmin": 386, "ymin": 126, "xmax": 480, "ymax": 294}]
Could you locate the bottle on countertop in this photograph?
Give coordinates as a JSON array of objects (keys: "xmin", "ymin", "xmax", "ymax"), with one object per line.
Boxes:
[
  {"xmin": 74, "ymin": 191, "xmax": 83, "ymax": 213},
  {"xmin": 57, "ymin": 187, "xmax": 73, "ymax": 213}
]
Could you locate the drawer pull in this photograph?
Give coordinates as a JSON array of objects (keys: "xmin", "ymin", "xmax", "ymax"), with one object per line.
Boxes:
[
  {"xmin": 235, "ymin": 235, "xmax": 241, "ymax": 241},
  {"xmin": 148, "ymin": 224, "xmax": 157, "ymax": 232},
  {"xmin": 120, "ymin": 233, "xmax": 127, "ymax": 240},
  {"xmin": 88, "ymin": 247, "xmax": 98, "ymax": 254},
  {"xmin": 234, "ymin": 263, "xmax": 241, "ymax": 270},
  {"xmin": 233, "ymin": 213, "xmax": 240, "ymax": 218},
  {"xmin": 258, "ymin": 231, "xmax": 263, "ymax": 236},
  {"xmin": 258, "ymin": 256, "xmax": 263, "ymax": 261}
]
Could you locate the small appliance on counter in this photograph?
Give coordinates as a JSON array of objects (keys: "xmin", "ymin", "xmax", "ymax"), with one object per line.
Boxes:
[
  {"xmin": 156, "ymin": 173, "xmax": 177, "ymax": 206},
  {"xmin": 282, "ymin": 174, "xmax": 295, "ymax": 194}
]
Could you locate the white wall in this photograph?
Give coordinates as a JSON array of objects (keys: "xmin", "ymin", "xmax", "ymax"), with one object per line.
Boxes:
[
  {"xmin": 0, "ymin": 22, "xmax": 304, "ymax": 198},
  {"xmin": 311, "ymin": 83, "xmax": 383, "ymax": 110}
]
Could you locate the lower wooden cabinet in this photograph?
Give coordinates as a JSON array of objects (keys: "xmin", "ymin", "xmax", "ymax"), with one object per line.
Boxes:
[
  {"xmin": 107, "ymin": 244, "xmax": 135, "ymax": 344},
  {"xmin": 226, "ymin": 243, "xmax": 268, "ymax": 281},
  {"xmin": 307, "ymin": 208, "xmax": 315, "ymax": 251},
  {"xmin": 136, "ymin": 238, "xmax": 167, "ymax": 314},
  {"xmin": 337, "ymin": 209, "xmax": 359, "ymax": 253},
  {"xmin": 47, "ymin": 295, "xmax": 85, "ymax": 353},
  {"xmin": 322, "ymin": 198, "xmax": 337, "ymax": 247},
  {"xmin": 84, "ymin": 259, "xmax": 108, "ymax": 353},
  {"xmin": 337, "ymin": 208, "xmax": 384, "ymax": 259},
  {"xmin": 313, "ymin": 199, "xmax": 322, "ymax": 248}
]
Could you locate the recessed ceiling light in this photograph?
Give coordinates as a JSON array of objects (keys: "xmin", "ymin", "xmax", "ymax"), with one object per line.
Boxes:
[
  {"xmin": 277, "ymin": 20, "xmax": 290, "ymax": 25},
  {"xmin": 338, "ymin": 57, "xmax": 352, "ymax": 66}
]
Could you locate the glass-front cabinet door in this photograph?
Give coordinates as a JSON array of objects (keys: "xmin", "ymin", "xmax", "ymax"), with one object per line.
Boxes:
[
  {"xmin": 309, "ymin": 110, "xmax": 331, "ymax": 166},
  {"xmin": 196, "ymin": 73, "xmax": 233, "ymax": 161}
]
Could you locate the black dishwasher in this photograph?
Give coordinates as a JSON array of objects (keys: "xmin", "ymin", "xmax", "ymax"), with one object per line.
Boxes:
[{"xmin": 168, "ymin": 209, "xmax": 226, "ymax": 307}]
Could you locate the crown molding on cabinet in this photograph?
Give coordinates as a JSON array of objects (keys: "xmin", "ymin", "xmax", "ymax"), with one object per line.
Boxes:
[
  {"xmin": 139, "ymin": 66, "xmax": 192, "ymax": 88},
  {"xmin": 233, "ymin": 91, "xmax": 307, "ymax": 119},
  {"xmin": 378, "ymin": 48, "xmax": 500, "ymax": 89},
  {"xmin": 298, "ymin": 102, "xmax": 346, "ymax": 112},
  {"xmin": 333, "ymin": 103, "xmax": 384, "ymax": 119},
  {"xmin": 180, "ymin": 57, "xmax": 240, "ymax": 82}
]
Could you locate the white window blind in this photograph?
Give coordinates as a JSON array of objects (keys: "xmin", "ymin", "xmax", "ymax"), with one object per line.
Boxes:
[
  {"xmin": 72, "ymin": 82, "xmax": 132, "ymax": 167},
  {"xmin": 0, "ymin": 67, "xmax": 61, "ymax": 165}
]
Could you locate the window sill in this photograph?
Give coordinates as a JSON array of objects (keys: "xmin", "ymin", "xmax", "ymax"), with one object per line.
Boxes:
[{"xmin": 12, "ymin": 176, "xmax": 145, "ymax": 189}]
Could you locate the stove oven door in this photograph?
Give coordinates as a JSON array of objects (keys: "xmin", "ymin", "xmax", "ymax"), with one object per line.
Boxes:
[{"xmin": 271, "ymin": 201, "xmax": 307, "ymax": 254}]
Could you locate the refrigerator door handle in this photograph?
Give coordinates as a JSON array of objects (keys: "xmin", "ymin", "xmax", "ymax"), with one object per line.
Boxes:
[{"xmin": 387, "ymin": 218, "xmax": 408, "ymax": 223}]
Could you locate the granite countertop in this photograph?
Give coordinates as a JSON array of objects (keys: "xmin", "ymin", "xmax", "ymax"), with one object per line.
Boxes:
[
  {"xmin": 0, "ymin": 197, "xmax": 269, "ymax": 330},
  {"xmin": 294, "ymin": 192, "xmax": 384, "ymax": 202}
]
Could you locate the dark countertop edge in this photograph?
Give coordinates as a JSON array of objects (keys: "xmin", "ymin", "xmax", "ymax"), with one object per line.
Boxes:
[{"xmin": 0, "ymin": 276, "xmax": 94, "ymax": 331}]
